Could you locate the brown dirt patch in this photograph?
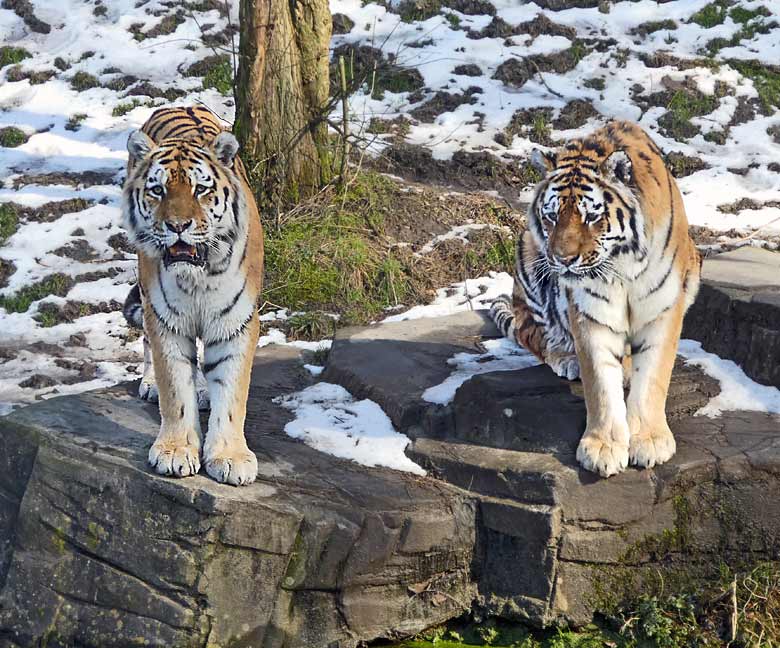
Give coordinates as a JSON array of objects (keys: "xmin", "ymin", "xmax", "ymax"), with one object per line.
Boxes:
[
  {"xmin": 331, "ymin": 44, "xmax": 424, "ymax": 100},
  {"xmin": 493, "ymin": 44, "xmax": 585, "ymax": 88},
  {"xmin": 665, "ymin": 152, "xmax": 709, "ymax": 178},
  {"xmin": 370, "ymin": 144, "xmax": 539, "ymax": 207},
  {"xmin": 0, "ymin": 258, "xmax": 15, "ymax": 289},
  {"xmin": 409, "ymin": 87, "xmax": 482, "ymax": 123},
  {"xmin": 125, "ymin": 81, "xmax": 185, "ymax": 100},
  {"xmin": 442, "ymin": 0, "xmax": 495, "ymax": 15},
  {"xmin": 553, "ymin": 99, "xmax": 599, "ymax": 130},
  {"xmin": 35, "ymin": 299, "xmax": 123, "ymax": 326},
  {"xmin": 183, "ymin": 54, "xmax": 229, "ymax": 77},
  {"xmin": 332, "ymin": 13, "xmax": 355, "ymax": 34},
  {"xmin": 11, "ymin": 198, "xmax": 95, "ymax": 223},
  {"xmin": 453, "ymin": 64, "xmax": 482, "ymax": 76},
  {"xmin": 717, "ymin": 197, "xmax": 780, "ymax": 214},
  {"xmin": 53, "ymin": 240, "xmax": 100, "ymax": 262},
  {"xmin": 1, "ymin": 0, "xmax": 50, "ymax": 33},
  {"xmin": 12, "ymin": 171, "xmax": 117, "ymax": 189},
  {"xmin": 108, "ymin": 233, "xmax": 134, "ymax": 255}
]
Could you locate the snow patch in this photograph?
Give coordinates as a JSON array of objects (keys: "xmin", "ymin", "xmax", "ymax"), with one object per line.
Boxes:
[
  {"xmin": 678, "ymin": 339, "xmax": 780, "ymax": 417},
  {"xmin": 423, "ymin": 336, "xmax": 539, "ymax": 405},
  {"xmin": 276, "ymin": 382, "xmax": 425, "ymax": 475}
]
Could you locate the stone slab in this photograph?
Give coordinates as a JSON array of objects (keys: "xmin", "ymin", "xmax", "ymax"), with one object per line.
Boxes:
[
  {"xmin": 325, "ymin": 307, "xmax": 780, "ymax": 626},
  {"xmin": 0, "ymin": 346, "xmax": 477, "ymax": 648},
  {"xmin": 683, "ymin": 247, "xmax": 780, "ymax": 387},
  {"xmin": 322, "ymin": 311, "xmax": 497, "ymax": 430},
  {"xmin": 2, "ymin": 252, "xmax": 780, "ymax": 643}
]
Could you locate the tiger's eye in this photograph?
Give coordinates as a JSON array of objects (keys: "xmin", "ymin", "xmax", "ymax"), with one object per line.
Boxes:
[{"xmin": 194, "ymin": 184, "xmax": 209, "ymax": 196}]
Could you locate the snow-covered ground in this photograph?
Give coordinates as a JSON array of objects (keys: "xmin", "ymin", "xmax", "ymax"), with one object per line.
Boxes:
[{"xmin": 0, "ymin": 0, "xmax": 779, "ymax": 470}]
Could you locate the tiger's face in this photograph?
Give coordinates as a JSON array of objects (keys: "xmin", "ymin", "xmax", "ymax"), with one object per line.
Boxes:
[
  {"xmin": 122, "ymin": 130, "xmax": 242, "ymax": 271},
  {"xmin": 528, "ymin": 146, "xmax": 643, "ymax": 283}
]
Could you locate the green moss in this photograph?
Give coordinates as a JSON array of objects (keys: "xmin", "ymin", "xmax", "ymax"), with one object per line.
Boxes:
[
  {"xmin": 583, "ymin": 77, "xmax": 605, "ymax": 91},
  {"xmin": 202, "ymin": 59, "xmax": 233, "ymax": 96},
  {"xmin": 689, "ymin": 1, "xmax": 730, "ymax": 28},
  {"xmin": 51, "ymin": 528, "xmax": 67, "ymax": 555},
  {"xmin": 0, "ymin": 274, "xmax": 74, "ymax": 314},
  {"xmin": 631, "ymin": 19, "xmax": 677, "ymax": 35},
  {"xmin": 112, "ymin": 99, "xmax": 146, "ymax": 117},
  {"xmin": 0, "ymin": 203, "xmax": 18, "ymax": 244},
  {"xmin": 445, "ymin": 12, "xmax": 461, "ymax": 29},
  {"xmin": 659, "ymin": 89, "xmax": 719, "ymax": 140},
  {"xmin": 0, "ymin": 126, "xmax": 27, "ymax": 148},
  {"xmin": 65, "ymin": 113, "xmax": 88, "ymax": 131},
  {"xmin": 729, "ymin": 59, "xmax": 780, "ymax": 112},
  {"xmin": 729, "ymin": 5, "xmax": 770, "ymax": 23},
  {"xmin": 70, "ymin": 71, "xmax": 99, "ymax": 91},
  {"xmin": 703, "ymin": 14, "xmax": 778, "ymax": 55},
  {"xmin": 0, "ymin": 46, "xmax": 30, "ymax": 69},
  {"xmin": 397, "ymin": 0, "xmax": 441, "ymax": 23}
]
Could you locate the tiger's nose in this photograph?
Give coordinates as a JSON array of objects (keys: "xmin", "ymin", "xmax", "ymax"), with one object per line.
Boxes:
[
  {"xmin": 555, "ymin": 253, "xmax": 580, "ymax": 267},
  {"xmin": 165, "ymin": 220, "xmax": 192, "ymax": 234}
]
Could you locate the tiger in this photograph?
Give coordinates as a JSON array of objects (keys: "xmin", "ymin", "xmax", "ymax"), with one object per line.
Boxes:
[
  {"xmin": 490, "ymin": 120, "xmax": 701, "ymax": 478},
  {"xmin": 121, "ymin": 105, "xmax": 264, "ymax": 486}
]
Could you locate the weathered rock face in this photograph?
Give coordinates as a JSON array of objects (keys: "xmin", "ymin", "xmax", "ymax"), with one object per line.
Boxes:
[
  {"xmin": 325, "ymin": 311, "xmax": 780, "ymax": 627},
  {"xmin": 2, "ymin": 250, "xmax": 779, "ymax": 645},
  {"xmin": 0, "ymin": 347, "xmax": 477, "ymax": 648},
  {"xmin": 683, "ymin": 247, "xmax": 780, "ymax": 388}
]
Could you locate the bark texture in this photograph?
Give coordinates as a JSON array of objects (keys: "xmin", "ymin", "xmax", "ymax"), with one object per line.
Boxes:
[{"xmin": 235, "ymin": 0, "xmax": 333, "ymax": 205}]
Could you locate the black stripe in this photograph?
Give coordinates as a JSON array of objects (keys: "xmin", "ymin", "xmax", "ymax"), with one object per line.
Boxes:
[
  {"xmin": 220, "ymin": 280, "xmax": 247, "ymax": 316},
  {"xmin": 662, "ymin": 171, "xmax": 675, "ymax": 252},
  {"xmin": 164, "ymin": 122, "xmax": 199, "ymax": 140},
  {"xmin": 584, "ymin": 287, "xmax": 609, "ymax": 302},
  {"xmin": 203, "ymin": 354, "xmax": 233, "ymax": 374},
  {"xmin": 128, "ymin": 189, "xmax": 138, "ymax": 228},
  {"xmin": 148, "ymin": 114, "xmax": 185, "ymax": 141},
  {"xmin": 642, "ymin": 249, "xmax": 677, "ymax": 299},
  {"xmin": 580, "ymin": 310, "xmax": 626, "ymax": 336},
  {"xmin": 158, "ymin": 277, "xmax": 181, "ymax": 316}
]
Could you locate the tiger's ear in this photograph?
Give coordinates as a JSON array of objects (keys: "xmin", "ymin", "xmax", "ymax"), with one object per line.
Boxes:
[
  {"xmin": 127, "ymin": 130, "xmax": 155, "ymax": 162},
  {"xmin": 603, "ymin": 150, "xmax": 633, "ymax": 185},
  {"xmin": 212, "ymin": 131, "xmax": 239, "ymax": 167},
  {"xmin": 530, "ymin": 148, "xmax": 557, "ymax": 177}
]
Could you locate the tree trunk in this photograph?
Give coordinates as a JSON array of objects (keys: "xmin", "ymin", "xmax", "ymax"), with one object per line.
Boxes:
[{"xmin": 235, "ymin": 0, "xmax": 332, "ymax": 208}]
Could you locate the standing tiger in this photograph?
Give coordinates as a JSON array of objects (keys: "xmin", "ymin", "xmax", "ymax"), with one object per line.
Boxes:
[
  {"xmin": 121, "ymin": 105, "xmax": 263, "ymax": 486},
  {"xmin": 490, "ymin": 121, "xmax": 700, "ymax": 478}
]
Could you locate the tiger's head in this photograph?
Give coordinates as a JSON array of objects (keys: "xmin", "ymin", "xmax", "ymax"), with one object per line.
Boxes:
[
  {"xmin": 122, "ymin": 130, "xmax": 243, "ymax": 271},
  {"xmin": 527, "ymin": 140, "xmax": 644, "ymax": 283}
]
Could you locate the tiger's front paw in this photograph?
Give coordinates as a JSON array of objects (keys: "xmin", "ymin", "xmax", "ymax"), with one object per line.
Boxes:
[
  {"xmin": 204, "ymin": 443, "xmax": 258, "ymax": 486},
  {"xmin": 148, "ymin": 439, "xmax": 201, "ymax": 477},
  {"xmin": 576, "ymin": 423, "xmax": 629, "ymax": 478},
  {"xmin": 629, "ymin": 421, "xmax": 676, "ymax": 468}
]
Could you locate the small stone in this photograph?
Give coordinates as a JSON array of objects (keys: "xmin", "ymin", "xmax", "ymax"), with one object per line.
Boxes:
[{"xmin": 19, "ymin": 373, "xmax": 58, "ymax": 389}]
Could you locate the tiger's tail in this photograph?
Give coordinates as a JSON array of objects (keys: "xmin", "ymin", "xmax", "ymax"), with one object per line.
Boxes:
[
  {"xmin": 489, "ymin": 295, "xmax": 515, "ymax": 339},
  {"xmin": 123, "ymin": 283, "xmax": 143, "ymax": 329}
]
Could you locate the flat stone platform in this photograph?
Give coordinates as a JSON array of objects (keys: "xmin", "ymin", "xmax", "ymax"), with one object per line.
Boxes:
[
  {"xmin": 683, "ymin": 246, "xmax": 780, "ymax": 387},
  {"xmin": 1, "ymin": 249, "xmax": 779, "ymax": 647}
]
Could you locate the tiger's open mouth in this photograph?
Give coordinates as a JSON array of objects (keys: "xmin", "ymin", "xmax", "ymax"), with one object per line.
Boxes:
[{"xmin": 163, "ymin": 240, "xmax": 207, "ymax": 267}]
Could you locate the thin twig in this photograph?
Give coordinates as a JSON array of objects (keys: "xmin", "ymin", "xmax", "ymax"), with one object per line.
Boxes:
[{"xmin": 528, "ymin": 58, "xmax": 564, "ymax": 98}]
